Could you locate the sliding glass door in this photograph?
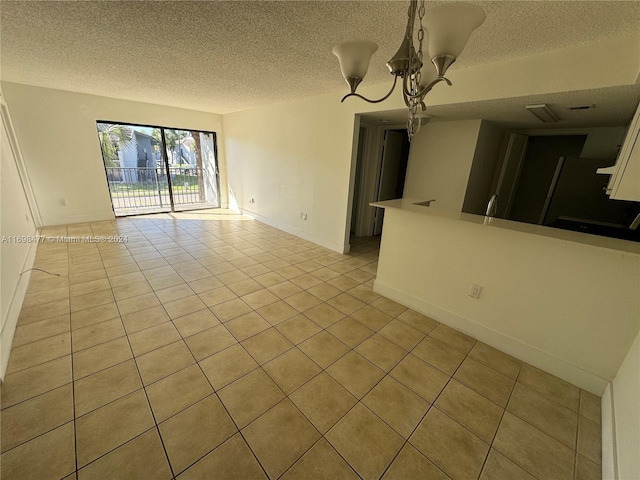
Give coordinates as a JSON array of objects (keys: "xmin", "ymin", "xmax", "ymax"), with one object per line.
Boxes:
[
  {"xmin": 97, "ymin": 122, "xmax": 220, "ymax": 216},
  {"xmin": 163, "ymin": 129, "xmax": 220, "ymax": 210}
]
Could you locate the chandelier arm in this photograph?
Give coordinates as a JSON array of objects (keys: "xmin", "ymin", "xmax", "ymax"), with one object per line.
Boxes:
[
  {"xmin": 403, "ymin": 76, "xmax": 453, "ymax": 101},
  {"xmin": 340, "ymin": 75, "xmax": 399, "ymax": 104}
]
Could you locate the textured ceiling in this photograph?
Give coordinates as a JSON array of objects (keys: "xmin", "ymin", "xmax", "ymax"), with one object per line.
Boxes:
[{"xmin": 1, "ymin": 1, "xmax": 640, "ymax": 114}]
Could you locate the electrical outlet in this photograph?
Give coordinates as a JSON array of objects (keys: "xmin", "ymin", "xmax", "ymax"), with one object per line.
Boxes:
[
  {"xmin": 468, "ymin": 283, "xmax": 482, "ymax": 299},
  {"xmin": 249, "ymin": 198, "xmax": 255, "ymax": 204},
  {"xmin": 300, "ymin": 212, "xmax": 307, "ymax": 221},
  {"xmin": 60, "ymin": 198, "xmax": 68, "ymax": 207}
]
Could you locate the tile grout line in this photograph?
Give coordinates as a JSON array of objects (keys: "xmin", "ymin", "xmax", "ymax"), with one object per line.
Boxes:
[
  {"xmin": 107, "ymin": 223, "xmax": 181, "ymax": 480},
  {"xmin": 374, "ymin": 326, "xmax": 473, "ymax": 480},
  {"xmin": 484, "ymin": 360, "xmax": 584, "ymax": 479},
  {"xmin": 64, "ymin": 228, "xmax": 81, "ymax": 479},
  {"xmin": 65, "ymin": 225, "xmax": 128, "ymax": 476},
  {"xmin": 67, "ymin": 222, "xmax": 175, "ymax": 477},
  {"xmin": 275, "ymin": 435, "xmax": 364, "ymax": 480},
  {"xmin": 165, "ymin": 292, "xmax": 273, "ymax": 480},
  {"xmin": 476, "ymin": 356, "xmax": 524, "ymax": 479}
]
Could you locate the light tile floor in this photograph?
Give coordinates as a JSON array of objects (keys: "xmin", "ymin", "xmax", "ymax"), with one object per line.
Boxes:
[{"xmin": 0, "ymin": 211, "xmax": 602, "ymax": 480}]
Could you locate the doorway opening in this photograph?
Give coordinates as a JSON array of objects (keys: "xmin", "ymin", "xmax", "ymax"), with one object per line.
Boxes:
[
  {"xmin": 349, "ymin": 123, "xmax": 410, "ymax": 241},
  {"xmin": 97, "ymin": 122, "xmax": 221, "ymax": 216}
]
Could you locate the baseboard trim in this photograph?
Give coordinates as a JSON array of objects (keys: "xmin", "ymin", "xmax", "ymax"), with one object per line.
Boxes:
[
  {"xmin": 374, "ymin": 280, "xmax": 609, "ymax": 395},
  {"xmin": 240, "ymin": 209, "xmax": 348, "ymax": 253},
  {"xmin": 601, "ymin": 383, "xmax": 617, "ymax": 480},
  {"xmin": 1, "ymin": 238, "xmax": 38, "ymax": 380},
  {"xmin": 41, "ymin": 212, "xmax": 116, "ymax": 226}
]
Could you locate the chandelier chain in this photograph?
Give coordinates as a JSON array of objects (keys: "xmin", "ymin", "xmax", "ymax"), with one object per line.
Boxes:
[
  {"xmin": 417, "ymin": 1, "xmax": 425, "ymax": 72},
  {"xmin": 407, "ymin": 0, "xmax": 426, "ymax": 140}
]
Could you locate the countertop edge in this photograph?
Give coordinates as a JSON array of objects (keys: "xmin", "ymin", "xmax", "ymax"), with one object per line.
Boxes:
[{"xmin": 370, "ymin": 198, "xmax": 640, "ymax": 255}]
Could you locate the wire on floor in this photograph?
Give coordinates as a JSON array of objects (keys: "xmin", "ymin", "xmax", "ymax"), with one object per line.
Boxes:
[{"xmin": 20, "ymin": 268, "xmax": 61, "ymax": 277}]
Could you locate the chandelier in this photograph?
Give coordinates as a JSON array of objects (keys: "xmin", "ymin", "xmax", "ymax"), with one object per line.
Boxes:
[{"xmin": 333, "ymin": 1, "xmax": 485, "ymax": 140}]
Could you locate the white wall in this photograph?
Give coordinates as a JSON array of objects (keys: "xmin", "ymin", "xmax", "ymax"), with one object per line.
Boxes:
[
  {"xmin": 374, "ymin": 206, "xmax": 640, "ymax": 394},
  {"xmin": 1, "ymin": 82, "xmax": 226, "ymax": 226},
  {"xmin": 1, "ymin": 95, "xmax": 37, "ymax": 379},
  {"xmin": 223, "ymin": 93, "xmax": 361, "ymax": 252},
  {"xmin": 403, "ymin": 120, "xmax": 482, "ymax": 212},
  {"xmin": 612, "ymin": 331, "xmax": 640, "ymax": 480}
]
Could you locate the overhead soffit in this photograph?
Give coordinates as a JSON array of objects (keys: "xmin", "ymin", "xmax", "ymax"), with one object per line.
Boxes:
[
  {"xmin": 1, "ymin": 1, "xmax": 640, "ymax": 114},
  {"xmin": 361, "ymin": 84, "xmax": 640, "ymax": 129}
]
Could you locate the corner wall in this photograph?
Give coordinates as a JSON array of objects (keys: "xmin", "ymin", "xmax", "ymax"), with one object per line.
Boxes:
[
  {"xmin": 1, "ymin": 82, "xmax": 226, "ymax": 226},
  {"xmin": 403, "ymin": 119, "xmax": 482, "ymax": 213},
  {"xmin": 463, "ymin": 122, "xmax": 506, "ymax": 215}
]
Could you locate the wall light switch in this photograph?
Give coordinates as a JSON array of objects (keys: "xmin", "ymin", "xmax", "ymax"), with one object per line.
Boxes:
[
  {"xmin": 300, "ymin": 212, "xmax": 307, "ymax": 221},
  {"xmin": 60, "ymin": 199, "xmax": 68, "ymax": 206},
  {"xmin": 468, "ymin": 283, "xmax": 482, "ymax": 299}
]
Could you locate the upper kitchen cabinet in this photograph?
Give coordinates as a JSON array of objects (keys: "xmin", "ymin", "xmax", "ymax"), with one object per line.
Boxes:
[{"xmin": 605, "ymin": 100, "xmax": 640, "ymax": 201}]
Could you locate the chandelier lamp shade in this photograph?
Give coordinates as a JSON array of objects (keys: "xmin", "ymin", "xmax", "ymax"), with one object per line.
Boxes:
[{"xmin": 332, "ymin": 1, "xmax": 485, "ymax": 140}]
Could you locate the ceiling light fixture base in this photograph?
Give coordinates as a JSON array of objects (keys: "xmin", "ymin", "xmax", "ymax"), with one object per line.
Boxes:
[
  {"xmin": 386, "ymin": 37, "xmax": 421, "ymax": 76},
  {"xmin": 345, "ymin": 77, "xmax": 362, "ymax": 94},
  {"xmin": 431, "ymin": 54, "xmax": 457, "ymax": 77},
  {"xmin": 340, "ymin": 75, "xmax": 399, "ymax": 104}
]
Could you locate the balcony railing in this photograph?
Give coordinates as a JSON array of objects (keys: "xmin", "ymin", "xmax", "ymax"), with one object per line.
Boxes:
[{"xmin": 105, "ymin": 166, "xmax": 210, "ymax": 214}]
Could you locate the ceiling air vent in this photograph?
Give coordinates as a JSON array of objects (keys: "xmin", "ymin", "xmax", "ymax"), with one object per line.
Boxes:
[{"xmin": 567, "ymin": 104, "xmax": 595, "ymax": 111}]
